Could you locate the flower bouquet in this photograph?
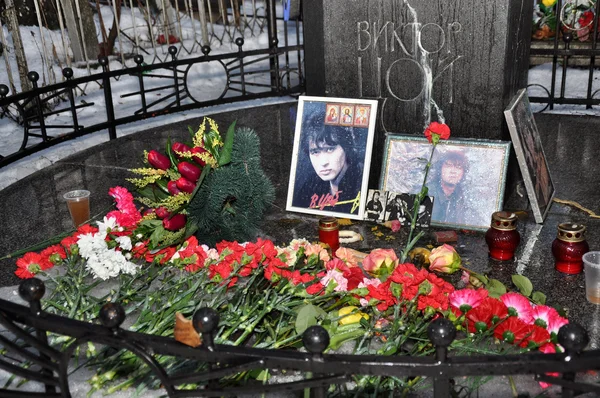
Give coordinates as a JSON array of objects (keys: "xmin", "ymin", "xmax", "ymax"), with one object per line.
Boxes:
[{"xmin": 5, "ymin": 121, "xmax": 572, "ymax": 396}]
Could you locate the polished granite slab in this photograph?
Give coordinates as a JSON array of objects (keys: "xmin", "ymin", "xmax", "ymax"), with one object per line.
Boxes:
[{"xmin": 1, "ymin": 104, "xmax": 599, "ymax": 350}]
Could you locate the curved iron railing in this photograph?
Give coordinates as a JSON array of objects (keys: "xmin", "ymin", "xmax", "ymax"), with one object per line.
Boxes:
[
  {"xmin": 0, "ymin": 0, "xmax": 303, "ymax": 169},
  {"xmin": 1, "ymin": 278, "xmax": 600, "ymax": 397}
]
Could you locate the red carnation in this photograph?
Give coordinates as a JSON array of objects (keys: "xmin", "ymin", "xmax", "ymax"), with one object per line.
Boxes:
[
  {"xmin": 306, "ymin": 282, "xmax": 325, "ymax": 295},
  {"xmin": 521, "ymin": 325, "xmax": 551, "ymax": 348},
  {"xmin": 15, "ymin": 252, "xmax": 51, "ymax": 279},
  {"xmin": 424, "ymin": 121, "xmax": 451, "ymax": 144},
  {"xmin": 417, "ymin": 292, "xmax": 449, "ymax": 312},
  {"xmin": 494, "ymin": 317, "xmax": 532, "ymax": 345},
  {"xmin": 40, "ymin": 245, "xmax": 66, "ymax": 264}
]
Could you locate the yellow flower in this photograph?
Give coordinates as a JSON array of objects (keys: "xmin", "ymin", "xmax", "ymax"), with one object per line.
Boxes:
[
  {"xmin": 542, "ymin": 0, "xmax": 556, "ymax": 7},
  {"xmin": 338, "ymin": 306, "xmax": 369, "ymax": 326}
]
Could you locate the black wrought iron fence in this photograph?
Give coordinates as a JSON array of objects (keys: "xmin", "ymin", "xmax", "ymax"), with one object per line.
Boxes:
[
  {"xmin": 529, "ymin": 0, "xmax": 600, "ymax": 111},
  {"xmin": 0, "ymin": 0, "xmax": 303, "ymax": 169},
  {"xmin": 1, "ymin": 278, "xmax": 600, "ymax": 398}
]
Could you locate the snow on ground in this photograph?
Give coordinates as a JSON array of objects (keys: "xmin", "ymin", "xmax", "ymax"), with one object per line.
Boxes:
[
  {"xmin": 528, "ymin": 62, "xmax": 600, "ymax": 115},
  {"xmin": 0, "ymin": 3, "xmax": 302, "ymax": 190}
]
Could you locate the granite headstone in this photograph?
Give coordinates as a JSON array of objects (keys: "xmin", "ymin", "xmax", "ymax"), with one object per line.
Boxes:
[{"xmin": 304, "ymin": 0, "xmax": 534, "ymax": 188}]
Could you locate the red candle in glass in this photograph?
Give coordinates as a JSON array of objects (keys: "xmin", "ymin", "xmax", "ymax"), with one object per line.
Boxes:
[
  {"xmin": 319, "ymin": 217, "xmax": 339, "ymax": 254},
  {"xmin": 552, "ymin": 223, "xmax": 589, "ymax": 274},
  {"xmin": 485, "ymin": 211, "xmax": 521, "ymax": 261}
]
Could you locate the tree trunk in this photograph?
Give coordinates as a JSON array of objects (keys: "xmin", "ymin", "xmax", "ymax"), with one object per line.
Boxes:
[
  {"xmin": 62, "ymin": 0, "xmax": 99, "ymax": 63},
  {"xmin": 3, "ymin": 0, "xmax": 31, "ymax": 92}
]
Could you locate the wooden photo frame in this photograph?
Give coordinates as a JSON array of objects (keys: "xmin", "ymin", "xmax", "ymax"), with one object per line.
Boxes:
[
  {"xmin": 286, "ymin": 96, "xmax": 378, "ymax": 219},
  {"xmin": 504, "ymin": 89, "xmax": 555, "ymax": 223},
  {"xmin": 380, "ymin": 136, "xmax": 511, "ymax": 231}
]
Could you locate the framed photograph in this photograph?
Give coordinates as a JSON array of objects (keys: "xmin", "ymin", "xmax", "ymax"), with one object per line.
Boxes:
[
  {"xmin": 364, "ymin": 189, "xmax": 387, "ymax": 222},
  {"xmin": 287, "ymin": 96, "xmax": 378, "ymax": 219},
  {"xmin": 380, "ymin": 136, "xmax": 511, "ymax": 231},
  {"xmin": 380, "ymin": 192, "xmax": 434, "ymax": 227},
  {"xmin": 504, "ymin": 89, "xmax": 555, "ymax": 223}
]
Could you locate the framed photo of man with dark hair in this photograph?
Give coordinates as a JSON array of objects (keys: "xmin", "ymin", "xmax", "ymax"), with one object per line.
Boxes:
[
  {"xmin": 287, "ymin": 96, "xmax": 378, "ymax": 219},
  {"xmin": 505, "ymin": 89, "xmax": 555, "ymax": 223},
  {"xmin": 380, "ymin": 136, "xmax": 511, "ymax": 231}
]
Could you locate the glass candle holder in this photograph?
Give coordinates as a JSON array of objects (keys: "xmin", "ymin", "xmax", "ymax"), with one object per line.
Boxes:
[
  {"xmin": 319, "ymin": 217, "xmax": 339, "ymax": 254},
  {"xmin": 485, "ymin": 211, "xmax": 520, "ymax": 261},
  {"xmin": 552, "ymin": 223, "xmax": 589, "ymax": 274}
]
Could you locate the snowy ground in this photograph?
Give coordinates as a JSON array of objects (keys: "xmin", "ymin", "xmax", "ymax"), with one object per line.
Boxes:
[{"xmin": 0, "ymin": 4, "xmax": 598, "ymax": 191}]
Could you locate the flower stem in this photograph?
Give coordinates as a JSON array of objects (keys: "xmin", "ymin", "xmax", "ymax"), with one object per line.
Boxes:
[{"xmin": 401, "ymin": 142, "xmax": 438, "ymax": 262}]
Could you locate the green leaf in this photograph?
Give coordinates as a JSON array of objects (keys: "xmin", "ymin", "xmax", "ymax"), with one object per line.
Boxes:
[
  {"xmin": 166, "ymin": 137, "xmax": 179, "ymax": 168},
  {"xmin": 295, "ymin": 304, "xmax": 326, "ymax": 335},
  {"xmin": 188, "ymin": 126, "xmax": 195, "ymax": 141},
  {"xmin": 218, "ymin": 121, "xmax": 236, "ymax": 166},
  {"xmin": 255, "ymin": 369, "xmax": 270, "ymax": 381},
  {"xmin": 149, "ymin": 225, "xmax": 166, "ymax": 249},
  {"xmin": 487, "ymin": 279, "xmax": 507, "ymax": 298},
  {"xmin": 512, "ymin": 274, "xmax": 533, "ymax": 297},
  {"xmin": 532, "ymin": 291, "xmax": 547, "ymax": 305},
  {"xmin": 472, "ymin": 272, "xmax": 489, "ymax": 286}
]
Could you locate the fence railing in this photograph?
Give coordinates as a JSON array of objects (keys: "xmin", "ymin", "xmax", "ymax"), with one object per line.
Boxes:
[
  {"xmin": 529, "ymin": 0, "xmax": 600, "ymax": 111},
  {"xmin": 1, "ymin": 278, "xmax": 599, "ymax": 397},
  {"xmin": 0, "ymin": 0, "xmax": 303, "ymax": 169}
]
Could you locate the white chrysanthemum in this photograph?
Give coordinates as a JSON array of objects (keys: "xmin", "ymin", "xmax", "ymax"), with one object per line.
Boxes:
[
  {"xmin": 77, "ymin": 233, "xmax": 108, "ymax": 258},
  {"xmin": 97, "ymin": 216, "xmax": 119, "ymax": 235},
  {"xmin": 115, "ymin": 236, "xmax": 132, "ymax": 251}
]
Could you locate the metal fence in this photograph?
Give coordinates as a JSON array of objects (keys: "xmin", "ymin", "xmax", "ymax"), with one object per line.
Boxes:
[
  {"xmin": 0, "ymin": 0, "xmax": 303, "ymax": 168},
  {"xmin": 1, "ymin": 278, "xmax": 599, "ymax": 397},
  {"xmin": 529, "ymin": 0, "xmax": 600, "ymax": 112},
  {"xmin": 0, "ymin": 0, "xmax": 300, "ymax": 91}
]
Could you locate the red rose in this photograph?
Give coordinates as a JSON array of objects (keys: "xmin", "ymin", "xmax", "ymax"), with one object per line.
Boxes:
[
  {"xmin": 154, "ymin": 207, "xmax": 170, "ymax": 219},
  {"xmin": 177, "ymin": 161, "xmax": 201, "ymax": 182},
  {"xmin": 172, "ymin": 142, "xmax": 191, "ymax": 158},
  {"xmin": 147, "ymin": 150, "xmax": 171, "ymax": 170},
  {"xmin": 191, "ymin": 147, "xmax": 208, "ymax": 166},
  {"xmin": 162, "ymin": 214, "xmax": 187, "ymax": 231},
  {"xmin": 167, "ymin": 181, "xmax": 181, "ymax": 195},
  {"xmin": 176, "ymin": 177, "xmax": 196, "ymax": 194},
  {"xmin": 424, "ymin": 122, "xmax": 451, "ymax": 144}
]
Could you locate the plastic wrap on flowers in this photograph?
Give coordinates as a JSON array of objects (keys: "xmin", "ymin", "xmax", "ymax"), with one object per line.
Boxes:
[{"xmin": 187, "ymin": 127, "xmax": 275, "ymax": 245}]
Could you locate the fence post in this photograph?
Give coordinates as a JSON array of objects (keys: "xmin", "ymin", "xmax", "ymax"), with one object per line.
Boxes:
[
  {"xmin": 302, "ymin": 325, "xmax": 330, "ymax": 398},
  {"xmin": 557, "ymin": 323, "xmax": 589, "ymax": 398},
  {"xmin": 265, "ymin": 0, "xmax": 281, "ymax": 93},
  {"xmin": 134, "ymin": 55, "xmax": 147, "ymax": 115},
  {"xmin": 18, "ymin": 278, "xmax": 56, "ymax": 394},
  {"xmin": 99, "ymin": 57, "xmax": 117, "ymax": 140},
  {"xmin": 62, "ymin": 68, "xmax": 80, "ymax": 133},
  {"xmin": 169, "ymin": 46, "xmax": 181, "ymax": 107},
  {"xmin": 28, "ymin": 71, "xmax": 48, "ymax": 141},
  {"xmin": 0, "ymin": 84, "xmax": 9, "ymax": 122},
  {"xmin": 427, "ymin": 318, "xmax": 456, "ymax": 398},
  {"xmin": 235, "ymin": 38, "xmax": 246, "ymax": 95}
]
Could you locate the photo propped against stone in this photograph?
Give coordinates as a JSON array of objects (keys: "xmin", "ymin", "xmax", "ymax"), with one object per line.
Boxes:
[
  {"xmin": 380, "ymin": 136, "xmax": 511, "ymax": 231},
  {"xmin": 287, "ymin": 96, "xmax": 378, "ymax": 220}
]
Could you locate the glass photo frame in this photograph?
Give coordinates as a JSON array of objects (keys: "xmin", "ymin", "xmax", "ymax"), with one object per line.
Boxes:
[
  {"xmin": 505, "ymin": 89, "xmax": 555, "ymax": 223},
  {"xmin": 286, "ymin": 96, "xmax": 378, "ymax": 219},
  {"xmin": 380, "ymin": 136, "xmax": 511, "ymax": 231}
]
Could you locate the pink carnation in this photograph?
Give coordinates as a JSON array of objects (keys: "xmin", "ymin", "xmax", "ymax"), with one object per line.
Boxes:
[
  {"xmin": 547, "ymin": 314, "xmax": 569, "ymax": 335},
  {"xmin": 449, "ymin": 288, "xmax": 488, "ymax": 312},
  {"xmin": 531, "ymin": 305, "xmax": 560, "ymax": 329},
  {"xmin": 320, "ymin": 269, "xmax": 348, "ymax": 292},
  {"xmin": 500, "ymin": 292, "xmax": 534, "ymax": 324}
]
